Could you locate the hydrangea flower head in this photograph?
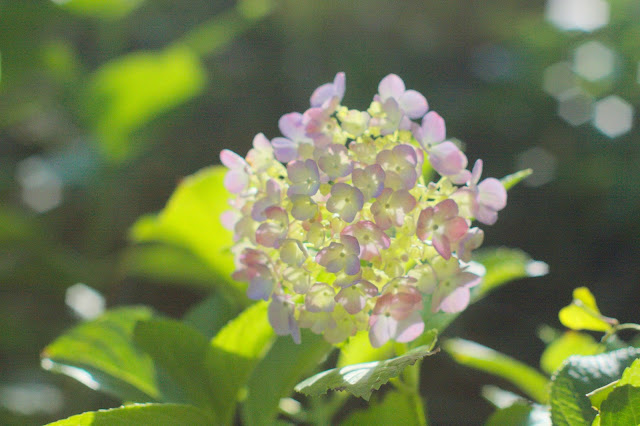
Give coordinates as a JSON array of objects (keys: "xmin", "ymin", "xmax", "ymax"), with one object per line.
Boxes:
[{"xmin": 222, "ymin": 73, "xmax": 508, "ymax": 347}]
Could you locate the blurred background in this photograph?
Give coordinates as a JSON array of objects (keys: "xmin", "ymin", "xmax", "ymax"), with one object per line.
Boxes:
[{"xmin": 1, "ymin": 0, "xmax": 639, "ymax": 423}]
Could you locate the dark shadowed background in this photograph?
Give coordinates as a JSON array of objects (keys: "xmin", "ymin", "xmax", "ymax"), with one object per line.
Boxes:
[{"xmin": 1, "ymin": 0, "xmax": 639, "ymax": 423}]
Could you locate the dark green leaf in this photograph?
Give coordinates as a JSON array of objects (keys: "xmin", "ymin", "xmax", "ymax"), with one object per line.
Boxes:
[
  {"xmin": 242, "ymin": 331, "xmax": 333, "ymax": 425},
  {"xmin": 340, "ymin": 390, "xmax": 424, "ymax": 425},
  {"xmin": 183, "ymin": 293, "xmax": 244, "ymax": 339},
  {"xmin": 294, "ymin": 339, "xmax": 438, "ymax": 401},
  {"xmin": 41, "ymin": 307, "xmax": 159, "ymax": 402},
  {"xmin": 206, "ymin": 301, "xmax": 275, "ymax": 424},
  {"xmin": 133, "ymin": 319, "xmax": 213, "ymax": 410},
  {"xmin": 588, "ymin": 358, "xmax": 640, "ymax": 410},
  {"xmin": 550, "ymin": 347, "xmax": 640, "ymax": 425},
  {"xmin": 130, "ymin": 166, "xmax": 246, "ymax": 304},
  {"xmin": 486, "ymin": 402, "xmax": 551, "ymax": 426},
  {"xmin": 443, "ymin": 338, "xmax": 549, "ymax": 404},
  {"xmin": 45, "ymin": 403, "xmax": 214, "ymax": 425},
  {"xmin": 120, "ymin": 243, "xmax": 222, "ymax": 291},
  {"xmin": 599, "ymin": 385, "xmax": 640, "ymax": 426}
]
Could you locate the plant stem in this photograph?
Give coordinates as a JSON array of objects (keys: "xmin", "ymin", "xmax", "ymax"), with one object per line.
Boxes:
[{"xmin": 601, "ymin": 323, "xmax": 640, "ymax": 343}]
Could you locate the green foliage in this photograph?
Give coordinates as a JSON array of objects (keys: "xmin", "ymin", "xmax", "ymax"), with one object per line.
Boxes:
[
  {"xmin": 423, "ymin": 247, "xmax": 547, "ymax": 331},
  {"xmin": 295, "ymin": 331, "xmax": 437, "ymax": 401},
  {"xmin": 540, "ymin": 331, "xmax": 603, "ymax": 375},
  {"xmin": 182, "ymin": 293, "xmax": 244, "ymax": 339},
  {"xmin": 206, "ymin": 301, "xmax": 275, "ymax": 424},
  {"xmin": 500, "ymin": 168, "xmax": 533, "ymax": 191},
  {"xmin": 337, "ymin": 331, "xmax": 395, "ymax": 368},
  {"xmin": 52, "ymin": 0, "xmax": 146, "ymax": 19},
  {"xmin": 242, "ymin": 331, "xmax": 333, "ymax": 425},
  {"xmin": 86, "ymin": 46, "xmax": 206, "ymax": 161},
  {"xmin": 485, "ymin": 402, "xmax": 551, "ymax": 426},
  {"xmin": 129, "ymin": 166, "xmax": 246, "ymax": 302},
  {"xmin": 558, "ymin": 287, "xmax": 617, "ymax": 332},
  {"xmin": 340, "ymin": 391, "xmax": 423, "ymax": 425},
  {"xmin": 549, "ymin": 347, "xmax": 640, "ymax": 425},
  {"xmin": 443, "ymin": 338, "xmax": 549, "ymax": 404},
  {"xmin": 598, "ymin": 385, "xmax": 640, "ymax": 425},
  {"xmin": 41, "ymin": 307, "xmax": 160, "ymax": 402},
  {"xmin": 133, "ymin": 319, "xmax": 214, "ymax": 410},
  {"xmin": 46, "ymin": 403, "xmax": 213, "ymax": 425}
]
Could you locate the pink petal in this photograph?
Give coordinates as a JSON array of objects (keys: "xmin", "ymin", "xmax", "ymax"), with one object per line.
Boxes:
[
  {"xmin": 220, "ymin": 149, "xmax": 246, "ymax": 169},
  {"xmin": 278, "ymin": 112, "xmax": 306, "ymax": 141},
  {"xmin": 471, "ymin": 159, "xmax": 483, "ymax": 185},
  {"xmin": 422, "ymin": 111, "xmax": 446, "ymax": 145},
  {"xmin": 224, "ymin": 170, "xmax": 249, "ymax": 194},
  {"xmin": 399, "ymin": 90, "xmax": 428, "ymax": 119},
  {"xmin": 378, "ymin": 73, "xmax": 406, "ymax": 101},
  {"xmin": 478, "ymin": 178, "xmax": 507, "ymax": 211},
  {"xmin": 432, "ymin": 234, "xmax": 452, "ymax": 259},
  {"xmin": 394, "ymin": 311, "xmax": 425, "ymax": 343},
  {"xmin": 429, "ymin": 141, "xmax": 469, "ymax": 177},
  {"xmin": 475, "ymin": 205, "xmax": 499, "ymax": 225},
  {"xmin": 369, "ymin": 314, "xmax": 396, "ymax": 348},
  {"xmin": 435, "ymin": 286, "xmax": 471, "ymax": 313},
  {"xmin": 252, "ymin": 132, "xmax": 272, "ymax": 150}
]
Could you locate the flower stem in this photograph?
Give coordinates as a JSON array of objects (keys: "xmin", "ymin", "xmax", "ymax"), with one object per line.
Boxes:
[{"xmin": 601, "ymin": 323, "xmax": 640, "ymax": 343}]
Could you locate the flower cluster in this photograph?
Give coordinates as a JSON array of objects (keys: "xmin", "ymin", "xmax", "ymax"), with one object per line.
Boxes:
[{"xmin": 221, "ymin": 73, "xmax": 507, "ymax": 347}]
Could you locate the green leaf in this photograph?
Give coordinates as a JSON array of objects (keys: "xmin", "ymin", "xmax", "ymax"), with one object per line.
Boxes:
[
  {"xmin": 599, "ymin": 385, "xmax": 640, "ymax": 426},
  {"xmin": 423, "ymin": 248, "xmax": 547, "ymax": 333},
  {"xmin": 340, "ymin": 390, "xmax": 424, "ymax": 425},
  {"xmin": 486, "ymin": 402, "xmax": 551, "ymax": 426},
  {"xmin": 559, "ymin": 287, "xmax": 617, "ymax": 332},
  {"xmin": 540, "ymin": 332, "xmax": 603, "ymax": 375},
  {"xmin": 120, "ymin": 243, "xmax": 222, "ymax": 291},
  {"xmin": 474, "ymin": 247, "xmax": 548, "ymax": 294},
  {"xmin": 550, "ymin": 347, "xmax": 640, "ymax": 425},
  {"xmin": 45, "ymin": 403, "xmax": 214, "ymax": 425},
  {"xmin": 443, "ymin": 338, "xmax": 549, "ymax": 404},
  {"xmin": 294, "ymin": 340, "xmax": 438, "ymax": 401},
  {"xmin": 337, "ymin": 330, "xmax": 395, "ymax": 368},
  {"xmin": 86, "ymin": 46, "xmax": 205, "ymax": 161},
  {"xmin": 588, "ymin": 358, "xmax": 640, "ymax": 410},
  {"xmin": 130, "ymin": 166, "xmax": 246, "ymax": 304},
  {"xmin": 41, "ymin": 307, "xmax": 159, "ymax": 402},
  {"xmin": 52, "ymin": 0, "xmax": 146, "ymax": 19},
  {"xmin": 133, "ymin": 319, "xmax": 213, "ymax": 410},
  {"xmin": 501, "ymin": 168, "xmax": 533, "ymax": 191},
  {"xmin": 242, "ymin": 331, "xmax": 333, "ymax": 425},
  {"xmin": 207, "ymin": 301, "xmax": 275, "ymax": 425},
  {"xmin": 183, "ymin": 293, "xmax": 244, "ymax": 339}
]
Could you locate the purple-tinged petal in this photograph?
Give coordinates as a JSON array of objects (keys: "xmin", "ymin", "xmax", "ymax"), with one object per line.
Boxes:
[
  {"xmin": 477, "ymin": 178, "xmax": 507, "ymax": 211},
  {"xmin": 471, "ymin": 159, "xmax": 483, "ymax": 185},
  {"xmin": 220, "ymin": 149, "xmax": 246, "ymax": 169},
  {"xmin": 394, "ymin": 311, "xmax": 425, "ymax": 343},
  {"xmin": 224, "ymin": 170, "xmax": 249, "ymax": 194},
  {"xmin": 271, "ymin": 137, "xmax": 298, "ymax": 163},
  {"xmin": 269, "ymin": 295, "xmax": 300, "ymax": 343},
  {"xmin": 352, "ymin": 164, "xmax": 386, "ymax": 200},
  {"xmin": 305, "ymin": 282, "xmax": 336, "ymax": 313},
  {"xmin": 378, "ymin": 74, "xmax": 406, "ymax": 101},
  {"xmin": 420, "ymin": 111, "xmax": 446, "ymax": 146},
  {"xmin": 279, "ymin": 112, "xmax": 307, "ymax": 141},
  {"xmin": 369, "ymin": 314, "xmax": 396, "ymax": 348},
  {"xmin": 399, "ymin": 90, "xmax": 428, "ymax": 119},
  {"xmin": 428, "ymin": 141, "xmax": 468, "ymax": 177}
]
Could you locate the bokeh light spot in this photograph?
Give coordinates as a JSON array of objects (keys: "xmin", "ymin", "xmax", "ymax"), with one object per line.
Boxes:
[
  {"xmin": 516, "ymin": 146, "xmax": 558, "ymax": 187},
  {"xmin": 15, "ymin": 156, "xmax": 63, "ymax": 213},
  {"xmin": 65, "ymin": 283, "xmax": 106, "ymax": 320},
  {"xmin": 545, "ymin": 0, "xmax": 610, "ymax": 32},
  {"xmin": 573, "ymin": 41, "xmax": 615, "ymax": 82},
  {"xmin": 558, "ymin": 90, "xmax": 593, "ymax": 126},
  {"xmin": 593, "ymin": 95, "xmax": 634, "ymax": 138},
  {"xmin": 543, "ymin": 61, "xmax": 577, "ymax": 100}
]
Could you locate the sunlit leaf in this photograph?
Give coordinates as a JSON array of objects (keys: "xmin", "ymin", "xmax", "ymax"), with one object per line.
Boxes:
[
  {"xmin": 295, "ymin": 335, "xmax": 437, "ymax": 401},
  {"xmin": 207, "ymin": 301, "xmax": 275, "ymax": 425},
  {"xmin": 558, "ymin": 287, "xmax": 616, "ymax": 332},
  {"xmin": 444, "ymin": 338, "xmax": 549, "ymax": 404},
  {"xmin": 41, "ymin": 307, "xmax": 159, "ymax": 402},
  {"xmin": 242, "ymin": 331, "xmax": 333, "ymax": 425},
  {"xmin": 550, "ymin": 347, "xmax": 640, "ymax": 425},
  {"xmin": 52, "ymin": 0, "xmax": 146, "ymax": 19},
  {"xmin": 134, "ymin": 319, "xmax": 214, "ymax": 410},
  {"xmin": 340, "ymin": 390, "xmax": 423, "ymax": 425},
  {"xmin": 599, "ymin": 385, "xmax": 640, "ymax": 426},
  {"xmin": 474, "ymin": 247, "xmax": 548, "ymax": 294},
  {"xmin": 86, "ymin": 46, "xmax": 205, "ymax": 161},
  {"xmin": 45, "ymin": 403, "xmax": 214, "ymax": 425},
  {"xmin": 337, "ymin": 330, "xmax": 394, "ymax": 368},
  {"xmin": 501, "ymin": 168, "xmax": 533, "ymax": 191},
  {"xmin": 588, "ymin": 358, "xmax": 640, "ymax": 410},
  {"xmin": 130, "ymin": 166, "xmax": 246, "ymax": 304},
  {"xmin": 540, "ymin": 331, "xmax": 603, "ymax": 375},
  {"xmin": 485, "ymin": 402, "xmax": 551, "ymax": 426}
]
